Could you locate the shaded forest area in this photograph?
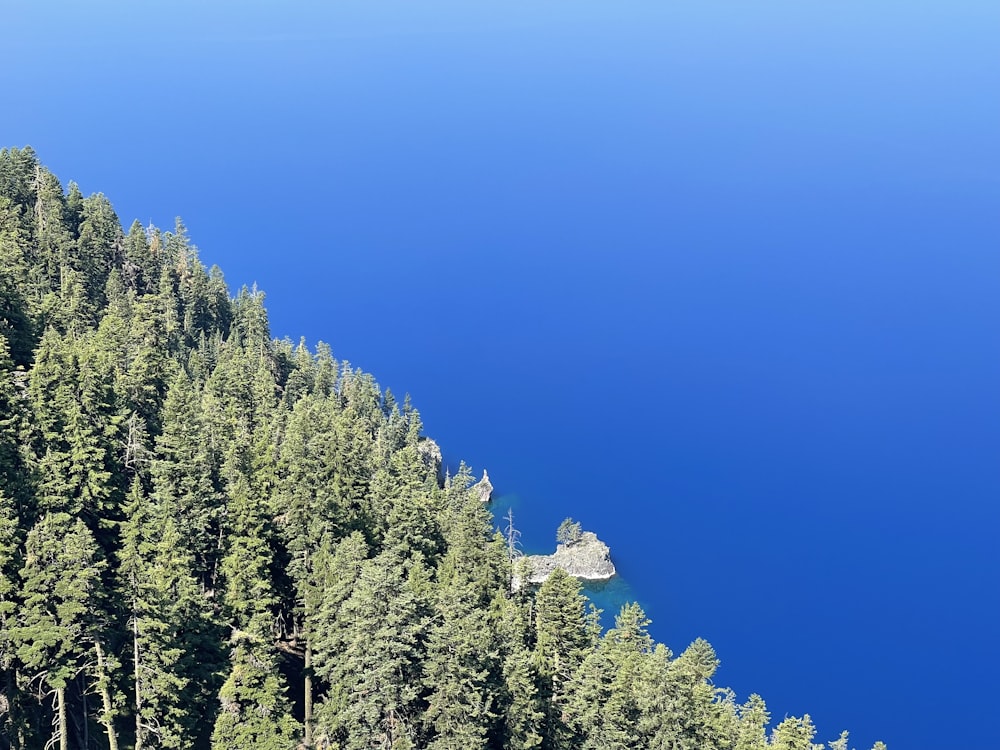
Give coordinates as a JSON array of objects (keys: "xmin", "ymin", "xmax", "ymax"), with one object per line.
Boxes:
[{"xmin": 0, "ymin": 148, "xmax": 884, "ymax": 750}]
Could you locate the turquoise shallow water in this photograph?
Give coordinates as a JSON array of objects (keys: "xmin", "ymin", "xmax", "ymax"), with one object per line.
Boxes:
[
  {"xmin": 490, "ymin": 492, "xmax": 637, "ymax": 628},
  {"xmin": 580, "ymin": 576, "xmax": 638, "ymax": 626}
]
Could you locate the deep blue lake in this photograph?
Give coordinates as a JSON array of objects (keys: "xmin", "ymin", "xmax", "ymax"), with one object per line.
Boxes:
[{"xmin": 7, "ymin": 2, "xmax": 999, "ymax": 748}]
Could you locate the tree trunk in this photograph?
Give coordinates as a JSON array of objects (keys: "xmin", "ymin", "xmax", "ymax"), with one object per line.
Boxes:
[
  {"xmin": 95, "ymin": 641, "xmax": 120, "ymax": 750},
  {"xmin": 57, "ymin": 685, "xmax": 67, "ymax": 750},
  {"xmin": 133, "ymin": 612, "xmax": 144, "ymax": 750},
  {"xmin": 12, "ymin": 667, "xmax": 27, "ymax": 749},
  {"xmin": 304, "ymin": 639, "xmax": 313, "ymax": 748},
  {"xmin": 81, "ymin": 676, "xmax": 89, "ymax": 748},
  {"xmin": 303, "ymin": 548, "xmax": 313, "ymax": 748},
  {"xmin": 1, "ymin": 669, "xmax": 12, "ymax": 746}
]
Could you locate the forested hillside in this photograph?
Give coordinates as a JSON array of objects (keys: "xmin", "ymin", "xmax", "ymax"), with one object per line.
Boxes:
[{"xmin": 0, "ymin": 147, "xmax": 884, "ymax": 750}]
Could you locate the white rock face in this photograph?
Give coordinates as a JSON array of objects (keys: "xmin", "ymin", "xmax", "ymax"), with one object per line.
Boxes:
[
  {"xmin": 417, "ymin": 438, "xmax": 442, "ymax": 477},
  {"xmin": 471, "ymin": 470, "xmax": 493, "ymax": 503},
  {"xmin": 522, "ymin": 531, "xmax": 616, "ymax": 584}
]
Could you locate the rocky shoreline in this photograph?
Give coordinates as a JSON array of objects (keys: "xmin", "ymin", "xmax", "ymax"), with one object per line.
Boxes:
[
  {"xmin": 428, "ymin": 458, "xmax": 613, "ymax": 586},
  {"xmin": 520, "ymin": 531, "xmax": 616, "ymax": 585}
]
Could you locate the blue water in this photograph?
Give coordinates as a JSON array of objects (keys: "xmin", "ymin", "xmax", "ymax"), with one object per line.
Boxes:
[{"xmin": 7, "ymin": 2, "xmax": 999, "ymax": 748}]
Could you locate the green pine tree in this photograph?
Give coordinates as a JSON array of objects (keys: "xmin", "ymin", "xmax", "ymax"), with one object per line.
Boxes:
[
  {"xmin": 315, "ymin": 549, "xmax": 431, "ymax": 750},
  {"xmin": 422, "ymin": 492, "xmax": 508, "ymax": 748},
  {"xmin": 119, "ymin": 481, "xmax": 223, "ymax": 749},
  {"xmin": 770, "ymin": 714, "xmax": 820, "ymax": 750},
  {"xmin": 532, "ymin": 569, "xmax": 597, "ymax": 750},
  {"xmin": 211, "ymin": 476, "xmax": 299, "ymax": 748},
  {"xmin": 12, "ymin": 513, "xmax": 105, "ymax": 750},
  {"xmin": 735, "ymin": 693, "xmax": 770, "ymax": 750}
]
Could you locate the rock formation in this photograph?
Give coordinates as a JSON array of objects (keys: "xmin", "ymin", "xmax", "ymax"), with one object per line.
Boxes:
[
  {"xmin": 471, "ymin": 469, "xmax": 493, "ymax": 503},
  {"xmin": 520, "ymin": 531, "xmax": 616, "ymax": 584},
  {"xmin": 417, "ymin": 438, "xmax": 442, "ymax": 478}
]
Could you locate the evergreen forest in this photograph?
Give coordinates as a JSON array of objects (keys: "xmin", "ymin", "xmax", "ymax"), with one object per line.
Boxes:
[{"xmin": 0, "ymin": 148, "xmax": 886, "ymax": 750}]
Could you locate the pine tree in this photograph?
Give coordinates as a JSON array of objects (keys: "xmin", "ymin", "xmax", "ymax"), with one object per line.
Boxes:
[
  {"xmin": 500, "ymin": 642, "xmax": 545, "ymax": 750},
  {"xmin": 211, "ymin": 476, "xmax": 299, "ymax": 749},
  {"xmin": 532, "ymin": 569, "xmax": 597, "ymax": 750},
  {"xmin": 231, "ymin": 286, "xmax": 271, "ymax": 361},
  {"xmin": 669, "ymin": 638, "xmax": 734, "ymax": 750},
  {"xmin": 211, "ymin": 637, "xmax": 299, "ymax": 750},
  {"xmin": 151, "ymin": 371, "xmax": 224, "ymax": 592},
  {"xmin": 12, "ymin": 513, "xmax": 105, "ymax": 750},
  {"xmin": 310, "ymin": 532, "xmax": 369, "ymax": 680},
  {"xmin": 28, "ymin": 329, "xmax": 124, "ymax": 534},
  {"xmin": 490, "ymin": 569, "xmax": 542, "ymax": 748},
  {"xmin": 0, "ymin": 334, "xmax": 29, "ymax": 515},
  {"xmin": 0, "ymin": 484, "xmax": 22, "ymax": 745},
  {"xmin": 770, "ymin": 714, "xmax": 819, "ymax": 750},
  {"xmin": 309, "ymin": 531, "xmax": 368, "ymax": 747},
  {"xmin": 276, "ymin": 393, "xmax": 342, "ymax": 580},
  {"xmin": 119, "ymin": 481, "xmax": 223, "ymax": 749},
  {"xmin": 93, "ymin": 272, "xmax": 173, "ymax": 442},
  {"xmin": 273, "ymin": 392, "xmax": 345, "ymax": 745},
  {"xmin": 564, "ymin": 603, "xmax": 653, "ymax": 749},
  {"xmin": 316, "ymin": 549, "xmax": 432, "ymax": 750},
  {"xmin": 422, "ymin": 493, "xmax": 508, "ymax": 748},
  {"xmin": 735, "ymin": 694, "xmax": 770, "ymax": 750},
  {"xmin": 0, "ymin": 193, "xmax": 35, "ymax": 365},
  {"xmin": 121, "ymin": 220, "xmax": 159, "ymax": 295},
  {"xmin": 30, "ymin": 163, "xmax": 83, "ymax": 329},
  {"xmin": 75, "ymin": 191, "xmax": 123, "ymax": 314}
]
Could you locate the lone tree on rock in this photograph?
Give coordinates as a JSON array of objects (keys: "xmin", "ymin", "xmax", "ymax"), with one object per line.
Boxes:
[{"xmin": 556, "ymin": 517, "xmax": 583, "ymax": 546}]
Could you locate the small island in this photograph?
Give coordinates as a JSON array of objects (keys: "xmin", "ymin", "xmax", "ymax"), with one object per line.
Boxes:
[{"xmin": 521, "ymin": 518, "xmax": 616, "ymax": 584}]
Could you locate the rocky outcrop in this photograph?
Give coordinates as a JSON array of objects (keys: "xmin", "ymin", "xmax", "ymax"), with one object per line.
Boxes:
[
  {"xmin": 471, "ymin": 470, "xmax": 493, "ymax": 503},
  {"xmin": 521, "ymin": 531, "xmax": 616, "ymax": 584},
  {"xmin": 417, "ymin": 438, "xmax": 442, "ymax": 478}
]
